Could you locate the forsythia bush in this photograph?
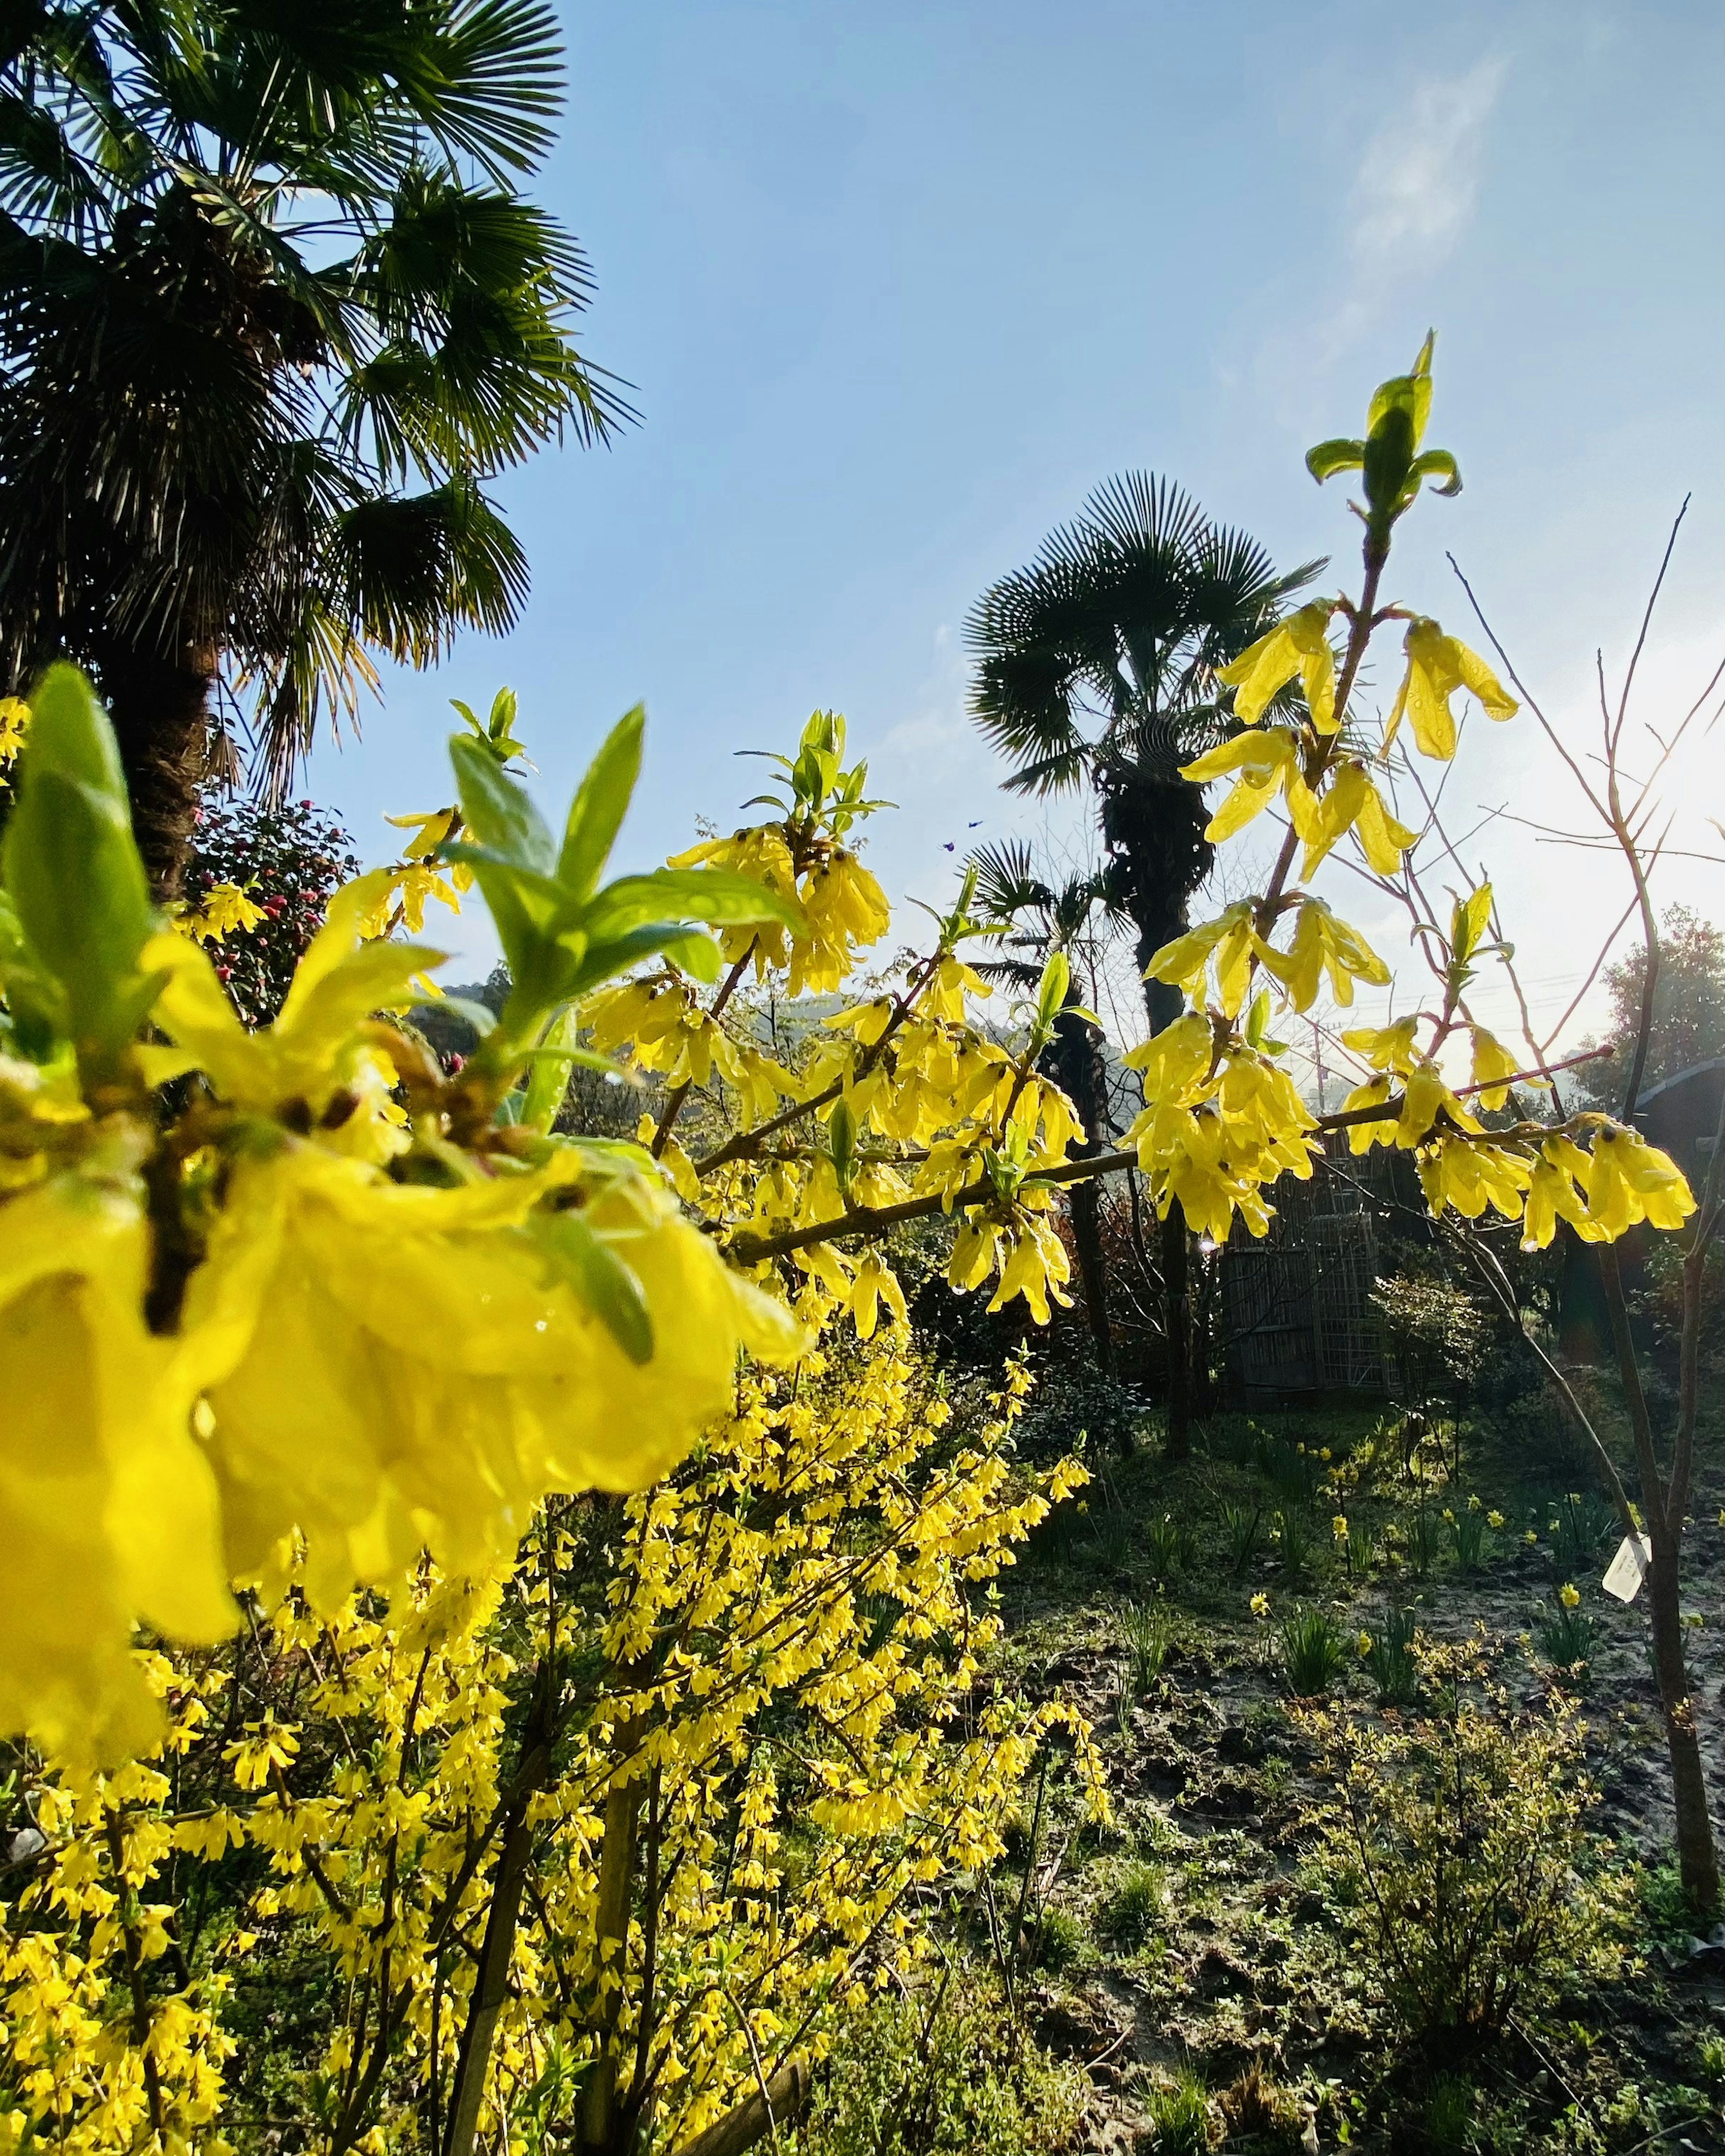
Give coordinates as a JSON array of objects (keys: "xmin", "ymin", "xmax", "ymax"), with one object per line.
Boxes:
[
  {"xmin": 0, "ymin": 1342, "xmax": 1097, "ymax": 2153},
  {"xmin": 0, "ymin": 340, "xmax": 1698, "ymax": 2151}
]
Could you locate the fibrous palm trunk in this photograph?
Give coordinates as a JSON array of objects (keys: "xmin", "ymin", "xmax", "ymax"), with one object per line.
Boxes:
[
  {"xmin": 94, "ymin": 626, "xmax": 217, "ymax": 901},
  {"xmin": 1101, "ymin": 768, "xmax": 1213, "ymax": 1459},
  {"xmin": 1045, "ymin": 996, "xmax": 1115, "ymax": 1390}
]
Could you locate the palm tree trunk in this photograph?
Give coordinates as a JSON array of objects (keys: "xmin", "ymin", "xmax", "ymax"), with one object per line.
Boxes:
[
  {"xmin": 94, "ymin": 629, "xmax": 216, "ymax": 902},
  {"xmin": 1100, "ymin": 772, "xmax": 1213, "ymax": 1460},
  {"xmin": 1047, "ymin": 1002, "xmax": 1115, "ymax": 1385}
]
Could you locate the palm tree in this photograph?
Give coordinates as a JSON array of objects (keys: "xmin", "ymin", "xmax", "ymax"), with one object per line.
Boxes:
[
  {"xmin": 971, "ymin": 839, "xmax": 1119, "ymax": 1386},
  {"xmin": 966, "ymin": 473, "xmax": 1319, "ymax": 1028},
  {"xmin": 966, "ymin": 476, "xmax": 1318, "ymax": 1451},
  {"xmin": 0, "ymin": 0, "xmax": 630, "ymax": 895}
]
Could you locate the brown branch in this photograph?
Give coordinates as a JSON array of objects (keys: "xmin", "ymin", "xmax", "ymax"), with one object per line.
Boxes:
[
  {"xmin": 104, "ymin": 1811, "xmax": 167, "ymax": 2139},
  {"xmin": 668, "ymin": 2060, "xmax": 814, "ymax": 2156},
  {"xmin": 654, "ymin": 943, "xmax": 759, "ymax": 1158}
]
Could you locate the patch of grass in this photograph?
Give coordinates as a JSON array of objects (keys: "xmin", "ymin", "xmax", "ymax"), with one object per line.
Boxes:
[
  {"xmin": 1099, "ymin": 1857, "xmax": 1167, "ymax": 1948},
  {"xmin": 799, "ymin": 1961, "xmax": 1086, "ymax": 2156},
  {"xmin": 1222, "ymin": 1502, "xmax": 1263, "ymax": 1579},
  {"xmin": 1277, "ymin": 1510, "xmax": 1315, "ymax": 1582},
  {"xmin": 1551, "ymin": 1489, "xmax": 1618, "ymax": 1577},
  {"xmin": 1448, "ymin": 1506, "xmax": 1488, "ymax": 1573},
  {"xmin": 1024, "ymin": 1904, "xmax": 1085, "ymax": 1974},
  {"xmin": 1142, "ymin": 2065, "xmax": 1211, "ymax": 2155},
  {"xmin": 1119, "ymin": 1599, "xmax": 1175, "ymax": 1696},
  {"xmin": 1345, "ymin": 1523, "xmax": 1374, "ymax": 1579},
  {"xmin": 1408, "ymin": 1507, "xmax": 1440, "ymax": 1578},
  {"xmin": 1278, "ymin": 1606, "xmax": 1347, "ymax": 1698},
  {"xmin": 1362, "ymin": 1605, "xmax": 1420, "ymax": 1706},
  {"xmin": 1091, "ymin": 1509, "xmax": 1134, "ymax": 1572},
  {"xmin": 1424, "ymin": 2072, "xmax": 1475, "ymax": 2151},
  {"xmin": 1640, "ymin": 1856, "xmax": 1706, "ymax": 1944},
  {"xmin": 1535, "ymin": 1596, "xmax": 1595, "ymax": 1681},
  {"xmin": 1146, "ymin": 1512, "xmax": 1196, "ymax": 1581}
]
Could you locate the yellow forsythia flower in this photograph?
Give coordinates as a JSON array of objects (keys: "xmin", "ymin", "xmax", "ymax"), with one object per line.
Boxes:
[
  {"xmin": 1384, "ymin": 617, "xmax": 1517, "ymax": 761},
  {"xmin": 176, "ymin": 879, "xmax": 266, "ymax": 944},
  {"xmin": 0, "ymin": 1159, "xmax": 235, "ymax": 1761},
  {"xmin": 1215, "ymin": 601, "xmax": 1340, "ymax": 730},
  {"xmin": 1179, "ymin": 726, "xmax": 1300, "ymax": 843}
]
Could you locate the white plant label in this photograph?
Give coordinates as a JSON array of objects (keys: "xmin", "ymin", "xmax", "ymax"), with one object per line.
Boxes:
[{"xmin": 1602, "ymin": 1533, "xmax": 1650, "ymax": 1603}]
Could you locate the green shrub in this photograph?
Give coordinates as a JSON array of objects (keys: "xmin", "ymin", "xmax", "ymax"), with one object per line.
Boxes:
[
  {"xmin": 1141, "ymin": 2066, "xmax": 1211, "ymax": 2154},
  {"xmin": 1279, "ymin": 1607, "xmax": 1347, "ymax": 1698},
  {"xmin": 1298, "ymin": 1639, "xmax": 1634, "ymax": 2059},
  {"xmin": 798, "ymin": 1963, "xmax": 1086, "ymax": 2156}
]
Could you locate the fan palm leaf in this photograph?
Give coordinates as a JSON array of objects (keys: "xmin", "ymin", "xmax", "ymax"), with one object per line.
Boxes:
[{"xmin": 0, "ymin": 0, "xmax": 632, "ymax": 893}]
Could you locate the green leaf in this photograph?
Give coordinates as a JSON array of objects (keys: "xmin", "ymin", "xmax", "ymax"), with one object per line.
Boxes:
[
  {"xmin": 449, "ymin": 734, "xmax": 556, "ymax": 874},
  {"xmin": 582, "ymin": 868, "xmax": 803, "ymax": 943},
  {"xmin": 558, "ymin": 705, "xmax": 643, "ymax": 901},
  {"xmin": 1411, "ymin": 448, "xmax": 1462, "ymax": 499},
  {"xmin": 521, "ymin": 1006, "xmax": 579, "ymax": 1134},
  {"xmin": 1035, "ymin": 951, "xmax": 1070, "ymax": 1029},
  {"xmin": 1306, "ymin": 438, "xmax": 1365, "ymax": 485},
  {"xmin": 408, "ymin": 992, "xmax": 497, "ymax": 1038},
  {"xmin": 2, "ymin": 665, "xmax": 155, "ymax": 1064},
  {"xmin": 829, "ymin": 1097, "xmax": 858, "ymax": 1191},
  {"xmin": 564, "ymin": 924, "xmax": 722, "ymax": 998},
  {"xmin": 525, "ymin": 1210, "xmax": 654, "ymax": 1365},
  {"xmin": 1453, "ymin": 883, "xmax": 1493, "ymax": 964}
]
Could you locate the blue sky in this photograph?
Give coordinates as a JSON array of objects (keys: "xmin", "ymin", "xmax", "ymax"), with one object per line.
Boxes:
[{"xmin": 307, "ymin": 0, "xmax": 1723, "ymax": 1053}]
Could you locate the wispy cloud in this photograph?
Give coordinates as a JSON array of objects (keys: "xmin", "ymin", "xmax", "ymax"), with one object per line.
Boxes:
[{"xmin": 1348, "ymin": 58, "xmax": 1508, "ymax": 267}]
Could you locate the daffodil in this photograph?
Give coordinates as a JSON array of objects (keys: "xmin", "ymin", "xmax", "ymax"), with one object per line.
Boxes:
[
  {"xmin": 1216, "ymin": 601, "xmax": 1342, "ymax": 730},
  {"xmin": 1558, "ymin": 1582, "xmax": 1580, "ymax": 1610},
  {"xmin": 1384, "ymin": 618, "xmax": 1517, "ymax": 762}
]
